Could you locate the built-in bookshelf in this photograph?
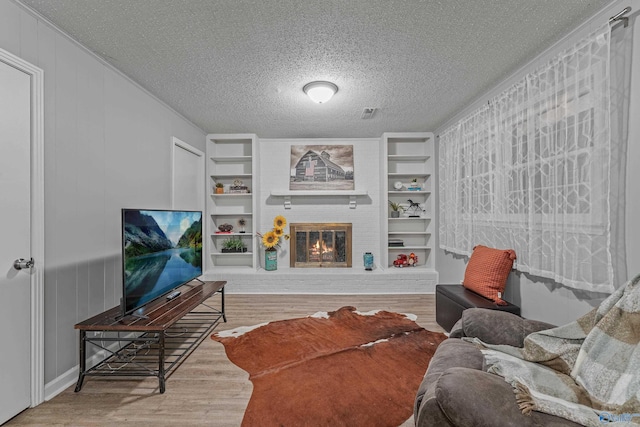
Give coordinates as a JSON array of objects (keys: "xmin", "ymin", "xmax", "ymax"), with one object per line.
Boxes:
[
  {"xmin": 381, "ymin": 132, "xmax": 436, "ymax": 276},
  {"xmin": 206, "ymin": 134, "xmax": 258, "ymax": 270}
]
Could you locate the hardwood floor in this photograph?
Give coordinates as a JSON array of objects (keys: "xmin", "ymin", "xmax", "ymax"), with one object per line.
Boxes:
[{"xmin": 7, "ymin": 294, "xmax": 443, "ymax": 427}]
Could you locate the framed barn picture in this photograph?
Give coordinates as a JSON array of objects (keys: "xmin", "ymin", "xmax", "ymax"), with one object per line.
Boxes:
[{"xmin": 289, "ymin": 145, "xmax": 354, "ymax": 190}]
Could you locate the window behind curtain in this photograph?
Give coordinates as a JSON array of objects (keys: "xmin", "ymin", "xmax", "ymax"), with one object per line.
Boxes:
[{"xmin": 439, "ymin": 24, "xmax": 615, "ymax": 293}]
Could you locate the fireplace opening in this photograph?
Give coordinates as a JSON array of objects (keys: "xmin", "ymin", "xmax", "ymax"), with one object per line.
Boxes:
[{"xmin": 290, "ymin": 223, "xmax": 352, "ymax": 268}]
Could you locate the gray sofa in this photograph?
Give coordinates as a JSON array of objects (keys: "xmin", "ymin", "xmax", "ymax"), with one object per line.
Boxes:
[{"xmin": 414, "ymin": 308, "xmax": 582, "ymax": 427}]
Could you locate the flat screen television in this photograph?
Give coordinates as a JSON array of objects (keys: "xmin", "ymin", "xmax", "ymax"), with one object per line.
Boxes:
[{"xmin": 121, "ymin": 208, "xmax": 203, "ymax": 316}]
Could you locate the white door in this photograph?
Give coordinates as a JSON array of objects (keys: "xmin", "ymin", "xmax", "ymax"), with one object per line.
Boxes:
[
  {"xmin": 172, "ymin": 137, "xmax": 204, "ymax": 211},
  {"xmin": 0, "ymin": 59, "xmax": 33, "ymax": 423}
]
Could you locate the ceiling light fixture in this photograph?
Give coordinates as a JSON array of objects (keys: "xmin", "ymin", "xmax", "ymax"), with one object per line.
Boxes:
[{"xmin": 303, "ymin": 81, "xmax": 338, "ymax": 104}]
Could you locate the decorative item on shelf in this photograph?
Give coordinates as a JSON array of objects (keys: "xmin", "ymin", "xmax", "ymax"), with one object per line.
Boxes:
[
  {"xmin": 363, "ymin": 252, "xmax": 374, "ymax": 271},
  {"xmin": 215, "ymin": 182, "xmax": 224, "ymax": 194},
  {"xmin": 393, "ymin": 253, "xmax": 418, "ymax": 267},
  {"xmin": 408, "ymin": 252, "xmax": 418, "ymax": 266},
  {"xmin": 264, "ymin": 248, "xmax": 277, "ymax": 271},
  {"xmin": 257, "ymin": 215, "xmax": 290, "ymax": 271},
  {"xmin": 228, "ymin": 178, "xmax": 250, "ymax": 194},
  {"xmin": 407, "ymin": 199, "xmax": 423, "ymax": 217},
  {"xmin": 389, "ymin": 201, "xmax": 405, "ymax": 218},
  {"xmin": 217, "ymin": 223, "xmax": 233, "ymax": 233},
  {"xmin": 408, "ymin": 178, "xmax": 422, "ymax": 191},
  {"xmin": 393, "ymin": 181, "xmax": 403, "ymax": 190},
  {"xmin": 238, "ymin": 218, "xmax": 246, "ymax": 233},
  {"xmin": 393, "ymin": 254, "xmax": 408, "ymax": 267},
  {"xmin": 388, "ymin": 239, "xmax": 404, "ymax": 247},
  {"xmin": 221, "ymin": 237, "xmax": 247, "ymax": 253}
]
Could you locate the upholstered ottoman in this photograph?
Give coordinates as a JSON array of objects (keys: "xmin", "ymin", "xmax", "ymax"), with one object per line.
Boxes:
[{"xmin": 435, "ymin": 284, "xmax": 520, "ymax": 332}]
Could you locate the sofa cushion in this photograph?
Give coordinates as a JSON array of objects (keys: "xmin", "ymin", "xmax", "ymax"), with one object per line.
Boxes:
[
  {"xmin": 435, "ymin": 367, "xmax": 583, "ymax": 427},
  {"xmin": 463, "ymin": 245, "xmax": 516, "ymax": 304},
  {"xmin": 459, "ymin": 308, "xmax": 554, "ymax": 347}
]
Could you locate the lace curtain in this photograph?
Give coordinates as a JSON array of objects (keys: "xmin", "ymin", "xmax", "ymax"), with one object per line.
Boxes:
[{"xmin": 439, "ymin": 24, "xmax": 615, "ymax": 293}]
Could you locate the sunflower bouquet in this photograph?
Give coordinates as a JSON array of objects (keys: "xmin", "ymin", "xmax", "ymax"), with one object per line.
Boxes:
[{"xmin": 258, "ymin": 215, "xmax": 290, "ymax": 251}]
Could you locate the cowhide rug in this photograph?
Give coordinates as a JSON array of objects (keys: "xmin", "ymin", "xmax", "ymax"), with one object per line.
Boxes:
[{"xmin": 211, "ymin": 306, "xmax": 446, "ymax": 426}]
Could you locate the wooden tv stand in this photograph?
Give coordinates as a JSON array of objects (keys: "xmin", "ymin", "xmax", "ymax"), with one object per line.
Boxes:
[{"xmin": 74, "ymin": 280, "xmax": 226, "ymax": 393}]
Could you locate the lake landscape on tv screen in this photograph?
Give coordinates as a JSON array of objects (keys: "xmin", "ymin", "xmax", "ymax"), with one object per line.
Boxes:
[{"xmin": 123, "ymin": 209, "xmax": 202, "ymax": 313}]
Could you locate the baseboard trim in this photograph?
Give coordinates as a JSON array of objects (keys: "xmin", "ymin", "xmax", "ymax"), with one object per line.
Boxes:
[
  {"xmin": 44, "ymin": 332, "xmax": 140, "ymax": 401},
  {"xmin": 44, "ymin": 366, "xmax": 77, "ymax": 401}
]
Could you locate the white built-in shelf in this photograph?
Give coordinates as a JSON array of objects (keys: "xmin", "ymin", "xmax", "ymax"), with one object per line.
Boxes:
[
  {"xmin": 388, "ymin": 216, "xmax": 429, "ymax": 220},
  {"xmin": 211, "ymin": 156, "xmax": 252, "ymax": 162},
  {"xmin": 383, "ymin": 133, "xmax": 435, "ymax": 271},
  {"xmin": 388, "ymin": 173, "xmax": 430, "ymax": 178},
  {"xmin": 210, "ymin": 173, "xmax": 252, "ymax": 179},
  {"xmin": 387, "ymin": 265, "xmax": 435, "ymax": 271},
  {"xmin": 388, "ymin": 246, "xmax": 431, "ymax": 250},
  {"xmin": 388, "ymin": 190, "xmax": 430, "ymax": 195},
  {"xmin": 207, "ymin": 134, "xmax": 257, "ymax": 271},
  {"xmin": 388, "ymin": 231, "xmax": 431, "ymax": 235},
  {"xmin": 270, "ymin": 190, "xmax": 368, "ymax": 209},
  {"xmin": 211, "ymin": 252, "xmax": 254, "ymax": 256},
  {"xmin": 210, "ymin": 193, "xmax": 252, "ymax": 197},
  {"xmin": 388, "ymin": 155, "xmax": 430, "ymax": 161}
]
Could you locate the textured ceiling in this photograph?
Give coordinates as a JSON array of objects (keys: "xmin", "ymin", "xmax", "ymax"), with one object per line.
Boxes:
[{"xmin": 20, "ymin": 0, "xmax": 612, "ymax": 138}]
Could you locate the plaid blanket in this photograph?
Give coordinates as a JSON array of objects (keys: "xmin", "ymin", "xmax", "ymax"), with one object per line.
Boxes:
[{"xmin": 466, "ymin": 273, "xmax": 640, "ymax": 426}]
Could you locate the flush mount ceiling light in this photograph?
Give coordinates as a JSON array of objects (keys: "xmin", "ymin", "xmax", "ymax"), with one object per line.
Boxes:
[{"xmin": 303, "ymin": 81, "xmax": 338, "ymax": 104}]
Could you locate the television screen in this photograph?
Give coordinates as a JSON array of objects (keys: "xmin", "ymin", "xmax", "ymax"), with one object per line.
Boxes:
[{"xmin": 121, "ymin": 209, "xmax": 203, "ymax": 315}]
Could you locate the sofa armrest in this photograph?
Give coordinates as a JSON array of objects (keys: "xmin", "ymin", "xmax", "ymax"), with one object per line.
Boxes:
[
  {"xmin": 452, "ymin": 308, "xmax": 555, "ymax": 347},
  {"xmin": 435, "ymin": 367, "xmax": 582, "ymax": 426}
]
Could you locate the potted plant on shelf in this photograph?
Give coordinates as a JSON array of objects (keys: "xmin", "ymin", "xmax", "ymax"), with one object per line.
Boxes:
[
  {"xmin": 238, "ymin": 218, "xmax": 246, "ymax": 233},
  {"xmin": 389, "ymin": 201, "xmax": 405, "ymax": 218},
  {"xmin": 215, "ymin": 182, "xmax": 224, "ymax": 194},
  {"xmin": 221, "ymin": 237, "xmax": 247, "ymax": 253}
]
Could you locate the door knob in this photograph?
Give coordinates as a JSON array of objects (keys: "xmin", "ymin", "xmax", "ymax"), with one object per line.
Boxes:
[{"xmin": 13, "ymin": 258, "xmax": 34, "ymax": 270}]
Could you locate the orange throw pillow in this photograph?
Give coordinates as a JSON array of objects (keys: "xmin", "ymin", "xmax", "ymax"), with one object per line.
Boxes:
[{"xmin": 463, "ymin": 245, "xmax": 516, "ymax": 305}]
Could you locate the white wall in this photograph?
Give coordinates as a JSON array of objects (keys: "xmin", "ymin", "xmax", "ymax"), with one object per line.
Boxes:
[
  {"xmin": 435, "ymin": 0, "xmax": 640, "ymax": 326},
  {"xmin": 0, "ymin": 0, "xmax": 205, "ymax": 391},
  {"xmin": 258, "ymin": 138, "xmax": 381, "ymax": 268}
]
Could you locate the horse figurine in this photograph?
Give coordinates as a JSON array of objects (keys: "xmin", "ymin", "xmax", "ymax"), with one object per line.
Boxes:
[{"xmin": 407, "ymin": 199, "xmax": 423, "ymax": 217}]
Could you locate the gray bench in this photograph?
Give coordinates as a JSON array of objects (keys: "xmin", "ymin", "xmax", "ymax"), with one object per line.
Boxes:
[{"xmin": 435, "ymin": 284, "xmax": 521, "ymax": 332}]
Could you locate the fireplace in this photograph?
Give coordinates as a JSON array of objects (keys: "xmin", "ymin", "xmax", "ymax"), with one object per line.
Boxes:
[{"xmin": 290, "ymin": 223, "xmax": 352, "ymax": 268}]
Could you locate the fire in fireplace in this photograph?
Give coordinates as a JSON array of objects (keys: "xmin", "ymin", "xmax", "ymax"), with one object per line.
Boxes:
[{"xmin": 290, "ymin": 223, "xmax": 352, "ymax": 268}]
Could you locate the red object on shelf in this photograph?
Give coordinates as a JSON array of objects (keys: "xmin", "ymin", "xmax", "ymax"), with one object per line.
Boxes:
[
  {"xmin": 393, "ymin": 253, "xmax": 418, "ymax": 267},
  {"xmin": 393, "ymin": 254, "xmax": 408, "ymax": 267}
]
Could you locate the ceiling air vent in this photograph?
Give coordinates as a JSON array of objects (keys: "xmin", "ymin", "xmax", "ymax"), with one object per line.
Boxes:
[{"xmin": 361, "ymin": 108, "xmax": 376, "ymax": 119}]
